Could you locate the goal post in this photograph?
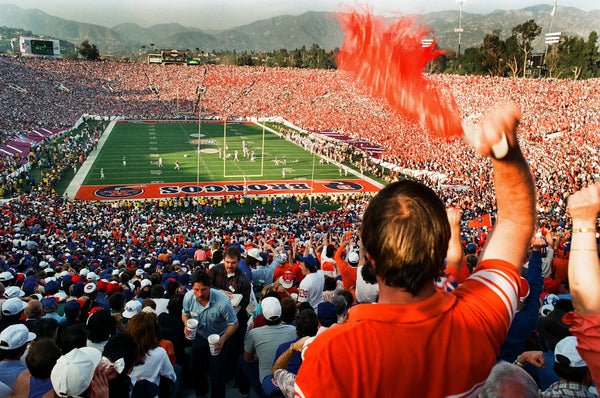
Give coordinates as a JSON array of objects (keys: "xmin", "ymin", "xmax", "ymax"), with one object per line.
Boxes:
[{"xmin": 222, "ymin": 118, "xmax": 265, "ymax": 178}]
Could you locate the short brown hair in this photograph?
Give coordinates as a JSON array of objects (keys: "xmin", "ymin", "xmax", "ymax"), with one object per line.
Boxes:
[
  {"xmin": 224, "ymin": 245, "xmax": 241, "ymax": 261},
  {"xmin": 361, "ymin": 180, "xmax": 450, "ymax": 296}
]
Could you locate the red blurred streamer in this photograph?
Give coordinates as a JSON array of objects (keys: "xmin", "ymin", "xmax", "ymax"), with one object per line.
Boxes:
[{"xmin": 336, "ymin": 7, "xmax": 463, "ymax": 139}]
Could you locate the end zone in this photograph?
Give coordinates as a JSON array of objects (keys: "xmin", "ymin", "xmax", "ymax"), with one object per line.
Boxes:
[{"xmin": 74, "ymin": 179, "xmax": 381, "ymax": 201}]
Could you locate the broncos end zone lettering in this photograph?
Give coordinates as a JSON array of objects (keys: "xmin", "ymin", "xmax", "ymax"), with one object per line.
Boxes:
[{"xmin": 79, "ymin": 180, "xmax": 380, "ymax": 201}]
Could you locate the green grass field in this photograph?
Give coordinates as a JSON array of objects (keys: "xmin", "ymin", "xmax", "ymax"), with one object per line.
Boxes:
[{"xmin": 83, "ymin": 121, "xmax": 354, "ymax": 186}]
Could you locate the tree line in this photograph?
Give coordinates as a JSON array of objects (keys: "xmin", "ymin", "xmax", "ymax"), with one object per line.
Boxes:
[
  {"xmin": 225, "ymin": 19, "xmax": 599, "ymax": 79},
  {"xmin": 445, "ymin": 20, "xmax": 599, "ymax": 79},
  {"xmin": 72, "ymin": 19, "xmax": 598, "ymax": 79}
]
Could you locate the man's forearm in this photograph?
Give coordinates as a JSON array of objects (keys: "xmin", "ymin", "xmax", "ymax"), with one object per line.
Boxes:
[
  {"xmin": 569, "ymin": 222, "xmax": 600, "ymax": 315},
  {"xmin": 477, "ymin": 105, "xmax": 536, "ymax": 268},
  {"xmin": 222, "ymin": 322, "xmax": 238, "ymax": 341},
  {"xmin": 273, "ymin": 345, "xmax": 295, "ymax": 373}
]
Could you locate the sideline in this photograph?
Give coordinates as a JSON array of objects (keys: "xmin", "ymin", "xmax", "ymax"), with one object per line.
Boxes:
[
  {"xmin": 253, "ymin": 121, "xmax": 384, "ymax": 192},
  {"xmin": 65, "ymin": 119, "xmax": 117, "ymax": 199}
]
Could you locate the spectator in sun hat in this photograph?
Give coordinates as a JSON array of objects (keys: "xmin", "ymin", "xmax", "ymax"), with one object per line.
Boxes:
[
  {"xmin": 97, "ymin": 279, "xmax": 109, "ymax": 294},
  {"xmin": 140, "ymin": 278, "xmax": 152, "ymax": 290},
  {"xmin": 0, "ymin": 324, "xmax": 36, "ymax": 388},
  {"xmin": 84, "ymin": 282, "xmax": 97, "ymax": 296},
  {"xmin": 44, "ymin": 266, "xmax": 55, "ymax": 278},
  {"xmin": 134, "ymin": 268, "xmax": 144, "ymax": 280},
  {"xmin": 50, "ymin": 346, "xmax": 103, "ymax": 398},
  {"xmin": 245, "ymin": 247, "xmax": 262, "ymax": 270},
  {"xmin": 86, "ymin": 272, "xmax": 99, "ymax": 284}
]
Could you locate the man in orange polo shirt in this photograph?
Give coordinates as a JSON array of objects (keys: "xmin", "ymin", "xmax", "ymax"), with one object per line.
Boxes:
[{"xmin": 295, "ymin": 104, "xmax": 536, "ymax": 397}]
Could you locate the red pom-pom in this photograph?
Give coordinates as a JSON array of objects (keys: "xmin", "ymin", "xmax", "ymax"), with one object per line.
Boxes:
[{"xmin": 336, "ymin": 7, "xmax": 462, "ymax": 139}]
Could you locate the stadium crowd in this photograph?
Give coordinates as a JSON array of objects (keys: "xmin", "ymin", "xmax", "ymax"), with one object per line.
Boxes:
[
  {"xmin": 0, "ymin": 55, "xmax": 599, "ymax": 397},
  {"xmin": 1, "ymin": 56, "xmax": 600, "ymax": 222}
]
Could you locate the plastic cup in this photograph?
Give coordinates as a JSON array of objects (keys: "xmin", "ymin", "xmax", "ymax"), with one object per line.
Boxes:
[
  {"xmin": 207, "ymin": 334, "xmax": 220, "ymax": 356},
  {"xmin": 186, "ymin": 319, "xmax": 198, "ymax": 340}
]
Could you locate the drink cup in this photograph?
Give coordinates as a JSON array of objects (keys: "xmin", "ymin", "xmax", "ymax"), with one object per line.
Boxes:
[
  {"xmin": 186, "ymin": 319, "xmax": 198, "ymax": 340},
  {"xmin": 208, "ymin": 334, "xmax": 220, "ymax": 355}
]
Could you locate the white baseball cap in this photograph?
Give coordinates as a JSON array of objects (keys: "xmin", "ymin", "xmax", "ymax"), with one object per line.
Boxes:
[
  {"xmin": 86, "ymin": 272, "xmax": 98, "ymax": 282},
  {"xmin": 4, "ymin": 286, "xmax": 24, "ymax": 298},
  {"xmin": 247, "ymin": 248, "xmax": 262, "ymax": 261},
  {"xmin": 140, "ymin": 279, "xmax": 152, "ymax": 288},
  {"xmin": 0, "ymin": 271, "xmax": 13, "ymax": 282},
  {"xmin": 122, "ymin": 300, "xmax": 142, "ymax": 319},
  {"xmin": 555, "ymin": 336, "xmax": 586, "ymax": 368},
  {"xmin": 0, "ymin": 324, "xmax": 35, "ymax": 350},
  {"xmin": 51, "ymin": 347, "xmax": 102, "ymax": 397},
  {"xmin": 84, "ymin": 283, "xmax": 97, "ymax": 294},
  {"xmin": 261, "ymin": 297, "xmax": 282, "ymax": 321}
]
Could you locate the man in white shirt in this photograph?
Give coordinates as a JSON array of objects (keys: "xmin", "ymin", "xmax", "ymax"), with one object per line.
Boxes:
[{"xmin": 296, "ymin": 254, "xmax": 324, "ymax": 311}]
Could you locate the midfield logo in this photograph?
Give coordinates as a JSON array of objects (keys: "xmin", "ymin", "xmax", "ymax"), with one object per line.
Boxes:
[{"xmin": 95, "ymin": 186, "xmax": 145, "ymax": 199}]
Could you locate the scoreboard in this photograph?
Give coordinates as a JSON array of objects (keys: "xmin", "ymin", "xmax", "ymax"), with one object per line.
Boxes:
[
  {"xmin": 20, "ymin": 37, "xmax": 60, "ymax": 57},
  {"xmin": 161, "ymin": 50, "xmax": 187, "ymax": 64}
]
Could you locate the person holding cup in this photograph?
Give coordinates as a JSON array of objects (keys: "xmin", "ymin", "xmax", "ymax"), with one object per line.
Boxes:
[{"xmin": 182, "ymin": 271, "xmax": 238, "ymax": 398}]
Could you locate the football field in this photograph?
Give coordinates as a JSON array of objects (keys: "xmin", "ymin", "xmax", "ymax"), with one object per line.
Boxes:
[{"xmin": 71, "ymin": 120, "xmax": 382, "ymax": 200}]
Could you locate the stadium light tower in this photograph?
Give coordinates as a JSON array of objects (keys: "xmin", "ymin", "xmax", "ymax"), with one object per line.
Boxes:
[{"xmin": 454, "ymin": 0, "xmax": 464, "ymax": 65}]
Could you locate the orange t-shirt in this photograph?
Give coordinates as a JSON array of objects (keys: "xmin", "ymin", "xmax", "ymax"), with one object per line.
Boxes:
[
  {"xmin": 295, "ymin": 259, "xmax": 519, "ymax": 398},
  {"xmin": 334, "ymin": 246, "xmax": 357, "ymax": 290},
  {"xmin": 552, "ymin": 257, "xmax": 569, "ymax": 284}
]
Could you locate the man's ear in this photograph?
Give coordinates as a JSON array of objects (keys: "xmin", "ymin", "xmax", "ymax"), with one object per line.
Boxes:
[{"xmin": 366, "ymin": 253, "xmax": 375, "ymax": 269}]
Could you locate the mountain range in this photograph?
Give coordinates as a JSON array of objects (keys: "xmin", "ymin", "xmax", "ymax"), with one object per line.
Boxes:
[{"xmin": 0, "ymin": 3, "xmax": 599, "ymax": 55}]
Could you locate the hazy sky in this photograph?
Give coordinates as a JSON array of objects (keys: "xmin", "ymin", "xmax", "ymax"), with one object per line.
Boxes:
[{"xmin": 8, "ymin": 0, "xmax": 599, "ymax": 29}]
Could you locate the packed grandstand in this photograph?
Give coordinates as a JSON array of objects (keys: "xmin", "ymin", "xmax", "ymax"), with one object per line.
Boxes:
[
  {"xmin": 1, "ymin": 56, "xmax": 599, "ymax": 224},
  {"xmin": 1, "ymin": 54, "xmax": 600, "ymax": 397}
]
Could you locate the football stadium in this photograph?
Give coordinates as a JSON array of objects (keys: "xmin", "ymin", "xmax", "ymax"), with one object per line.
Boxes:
[
  {"xmin": 68, "ymin": 118, "xmax": 380, "ymax": 201},
  {"xmin": 1, "ymin": 1, "xmax": 600, "ymax": 398}
]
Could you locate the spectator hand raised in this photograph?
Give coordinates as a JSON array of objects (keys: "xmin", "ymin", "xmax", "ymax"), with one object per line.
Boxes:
[
  {"xmin": 567, "ymin": 183, "xmax": 600, "ymax": 227},
  {"xmin": 470, "ymin": 102, "xmax": 521, "ymax": 159}
]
